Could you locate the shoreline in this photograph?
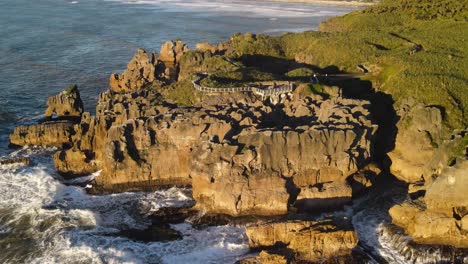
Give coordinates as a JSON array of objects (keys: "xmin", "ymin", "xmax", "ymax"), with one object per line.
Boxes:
[{"xmin": 265, "ymin": 0, "xmax": 375, "ymax": 6}]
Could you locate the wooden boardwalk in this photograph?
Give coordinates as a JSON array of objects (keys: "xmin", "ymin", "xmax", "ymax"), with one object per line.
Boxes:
[{"xmin": 192, "ymin": 75, "xmax": 293, "ymax": 98}]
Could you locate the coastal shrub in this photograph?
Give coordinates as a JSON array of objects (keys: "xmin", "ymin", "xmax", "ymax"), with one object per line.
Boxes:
[
  {"xmin": 171, "ymin": 0, "xmax": 465, "ymax": 133},
  {"xmin": 285, "ymin": 68, "xmax": 316, "ymax": 81},
  {"xmin": 164, "ymin": 79, "xmax": 201, "ymax": 106},
  {"xmin": 229, "ymin": 33, "xmax": 284, "ymax": 58},
  {"xmin": 294, "ymin": 83, "xmax": 324, "ymax": 97},
  {"xmin": 366, "ymin": 0, "xmax": 468, "ymax": 21},
  {"xmin": 179, "ymin": 51, "xmax": 243, "ymax": 77},
  {"xmin": 223, "ymin": 0, "xmax": 467, "ymax": 131},
  {"xmin": 201, "ymin": 68, "xmax": 277, "ymax": 88}
]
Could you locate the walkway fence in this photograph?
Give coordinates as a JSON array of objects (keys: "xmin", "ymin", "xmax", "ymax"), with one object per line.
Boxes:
[{"xmin": 192, "ymin": 75, "xmax": 294, "ymax": 98}]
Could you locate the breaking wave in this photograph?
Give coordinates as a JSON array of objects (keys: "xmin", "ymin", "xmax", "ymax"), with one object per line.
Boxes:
[{"xmin": 0, "ymin": 147, "xmax": 249, "ymax": 263}]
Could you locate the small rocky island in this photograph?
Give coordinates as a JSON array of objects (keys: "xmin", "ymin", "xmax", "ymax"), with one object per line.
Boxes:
[{"xmin": 8, "ymin": 0, "xmax": 468, "ymax": 262}]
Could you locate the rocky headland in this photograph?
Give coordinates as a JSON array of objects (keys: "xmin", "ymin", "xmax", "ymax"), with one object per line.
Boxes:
[{"xmin": 9, "ymin": 0, "xmax": 468, "ymax": 262}]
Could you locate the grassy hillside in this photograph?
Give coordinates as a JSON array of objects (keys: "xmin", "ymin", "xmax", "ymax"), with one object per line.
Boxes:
[{"xmin": 221, "ymin": 0, "xmax": 468, "ymax": 130}]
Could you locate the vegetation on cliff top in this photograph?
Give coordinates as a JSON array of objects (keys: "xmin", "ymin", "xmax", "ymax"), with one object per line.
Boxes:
[
  {"xmin": 153, "ymin": 0, "xmax": 466, "ymax": 133},
  {"xmin": 200, "ymin": 68, "xmax": 277, "ymax": 87},
  {"xmin": 220, "ymin": 0, "xmax": 467, "ymax": 130}
]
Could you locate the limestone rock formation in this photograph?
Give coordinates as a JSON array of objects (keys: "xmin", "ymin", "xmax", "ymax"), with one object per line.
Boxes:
[
  {"xmin": 109, "ymin": 41, "xmax": 190, "ymax": 93},
  {"xmin": 9, "ymin": 86, "xmax": 88, "ymax": 158},
  {"xmin": 10, "ymin": 46, "xmax": 377, "ymax": 221},
  {"xmin": 159, "ymin": 40, "xmax": 189, "ymax": 81},
  {"xmin": 245, "ymin": 219, "xmax": 358, "ymax": 262},
  {"xmin": 191, "ymin": 140, "xmax": 290, "ymax": 216},
  {"xmin": 389, "ymin": 102, "xmax": 443, "ymax": 183},
  {"xmin": 191, "ymin": 96, "xmax": 377, "ymax": 216},
  {"xmin": 9, "ymin": 121, "xmax": 75, "ymax": 147},
  {"xmin": 390, "ymin": 159, "xmax": 468, "ymax": 248},
  {"xmin": 91, "ymin": 107, "xmax": 233, "ymax": 192},
  {"xmin": 159, "ymin": 40, "xmax": 189, "ymax": 66},
  {"xmin": 109, "ymin": 48, "xmax": 159, "ymax": 93},
  {"xmin": 238, "ymin": 251, "xmax": 289, "ymax": 264},
  {"xmin": 53, "ymin": 148, "xmax": 98, "ymax": 178},
  {"xmin": 44, "ymin": 85, "xmax": 84, "ymax": 118}
]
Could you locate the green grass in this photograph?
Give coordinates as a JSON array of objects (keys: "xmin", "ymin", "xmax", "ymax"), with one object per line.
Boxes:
[
  {"xmin": 200, "ymin": 68, "xmax": 277, "ymax": 87},
  {"xmin": 365, "ymin": 0, "xmax": 468, "ymax": 21},
  {"xmin": 447, "ymin": 134, "xmax": 468, "ymax": 166},
  {"xmin": 164, "ymin": 79, "xmax": 201, "ymax": 106},
  {"xmin": 156, "ymin": 0, "xmax": 467, "ymax": 136},
  {"xmin": 179, "ymin": 51, "xmax": 243, "ymax": 77},
  {"xmin": 294, "ymin": 83, "xmax": 325, "ymax": 97},
  {"xmin": 214, "ymin": 0, "xmax": 468, "ymax": 130},
  {"xmin": 285, "ymin": 68, "xmax": 317, "ymax": 81}
]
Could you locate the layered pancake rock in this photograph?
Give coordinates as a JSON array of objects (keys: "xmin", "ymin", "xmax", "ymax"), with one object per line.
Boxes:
[
  {"xmin": 243, "ymin": 218, "xmax": 359, "ymax": 263},
  {"xmin": 10, "ymin": 42, "xmax": 378, "ymax": 206},
  {"xmin": 9, "ymin": 85, "xmax": 84, "ymax": 148},
  {"xmin": 190, "ymin": 96, "xmax": 376, "ymax": 216},
  {"xmin": 9, "ymin": 40, "xmax": 378, "ymax": 260},
  {"xmin": 390, "ymin": 158, "xmax": 468, "ymax": 248}
]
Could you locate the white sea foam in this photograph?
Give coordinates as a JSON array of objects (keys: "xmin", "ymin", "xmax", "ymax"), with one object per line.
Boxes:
[
  {"xmin": 104, "ymin": 0, "xmax": 357, "ymax": 18},
  {"xmin": 0, "ymin": 148, "xmax": 249, "ymax": 263}
]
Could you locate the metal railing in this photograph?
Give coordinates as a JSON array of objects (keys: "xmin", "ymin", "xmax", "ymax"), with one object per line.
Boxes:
[{"xmin": 192, "ymin": 75, "xmax": 293, "ymax": 98}]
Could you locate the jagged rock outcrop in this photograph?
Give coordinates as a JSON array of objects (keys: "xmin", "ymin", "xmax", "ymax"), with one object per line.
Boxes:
[
  {"xmin": 109, "ymin": 41, "xmax": 189, "ymax": 93},
  {"xmin": 389, "ymin": 101, "xmax": 443, "ymax": 183},
  {"xmin": 53, "ymin": 148, "xmax": 98, "ymax": 178},
  {"xmin": 92, "ymin": 108, "xmax": 233, "ymax": 192},
  {"xmin": 159, "ymin": 40, "xmax": 189, "ymax": 81},
  {"xmin": 238, "ymin": 251, "xmax": 289, "ymax": 264},
  {"xmin": 159, "ymin": 40, "xmax": 189, "ymax": 66},
  {"xmin": 191, "ymin": 96, "xmax": 377, "ymax": 216},
  {"xmin": 10, "ymin": 86, "xmax": 86, "ymax": 147},
  {"xmin": 390, "ymin": 159, "xmax": 468, "ymax": 248},
  {"xmin": 44, "ymin": 85, "xmax": 84, "ymax": 118},
  {"xmin": 245, "ymin": 219, "xmax": 358, "ymax": 262},
  {"xmin": 9, "ymin": 121, "xmax": 75, "ymax": 147},
  {"xmin": 109, "ymin": 49, "xmax": 159, "ymax": 93},
  {"xmin": 10, "ymin": 44, "xmax": 377, "ymax": 222}
]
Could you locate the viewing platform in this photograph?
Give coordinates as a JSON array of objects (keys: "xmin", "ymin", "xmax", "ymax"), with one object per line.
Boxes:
[{"xmin": 191, "ymin": 74, "xmax": 294, "ymax": 99}]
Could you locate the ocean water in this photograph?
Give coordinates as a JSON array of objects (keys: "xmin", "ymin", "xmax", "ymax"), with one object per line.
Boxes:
[
  {"xmin": 0, "ymin": 1, "xmax": 363, "ymax": 263},
  {"xmin": 0, "ymin": 0, "xmax": 357, "ymax": 141}
]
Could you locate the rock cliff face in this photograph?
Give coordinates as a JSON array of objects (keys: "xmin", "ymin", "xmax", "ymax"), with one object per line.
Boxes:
[
  {"xmin": 390, "ymin": 158, "xmax": 468, "ymax": 248},
  {"xmin": 109, "ymin": 41, "xmax": 189, "ymax": 93},
  {"xmin": 94, "ymin": 109, "xmax": 232, "ymax": 191},
  {"xmin": 191, "ymin": 96, "xmax": 376, "ymax": 216},
  {"xmin": 9, "ymin": 121, "xmax": 75, "ymax": 147},
  {"xmin": 386, "ymin": 99, "xmax": 468, "ymax": 249},
  {"xmin": 10, "ymin": 85, "xmax": 85, "ymax": 147},
  {"xmin": 10, "ymin": 49, "xmax": 378, "ymax": 209},
  {"xmin": 245, "ymin": 219, "xmax": 358, "ymax": 262},
  {"xmin": 109, "ymin": 49, "xmax": 159, "ymax": 93},
  {"xmin": 389, "ymin": 101, "xmax": 444, "ymax": 183}
]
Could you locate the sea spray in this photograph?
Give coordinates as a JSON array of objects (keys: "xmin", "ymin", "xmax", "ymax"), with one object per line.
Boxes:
[{"xmin": 0, "ymin": 148, "xmax": 249, "ymax": 263}]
